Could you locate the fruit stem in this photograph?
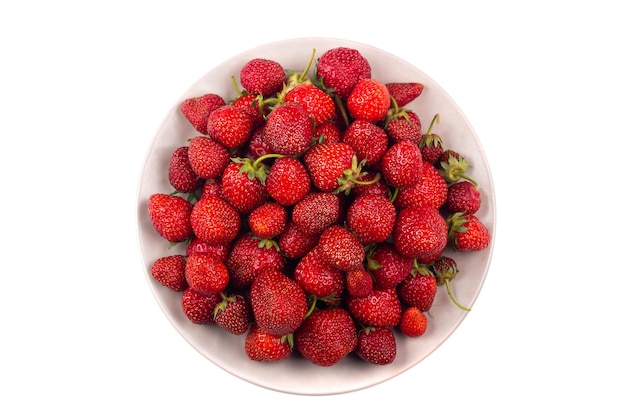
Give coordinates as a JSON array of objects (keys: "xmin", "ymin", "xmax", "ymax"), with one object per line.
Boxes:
[
  {"xmin": 231, "ymin": 75, "xmax": 243, "ymax": 96},
  {"xmin": 334, "ymin": 95, "xmax": 350, "ymax": 128},
  {"xmin": 445, "ymin": 279, "xmax": 471, "ymax": 311},
  {"xmin": 426, "ymin": 113, "xmax": 440, "ymax": 136},
  {"xmin": 299, "ymin": 48, "xmax": 316, "ymax": 83},
  {"xmin": 389, "ymin": 187, "xmax": 399, "ymax": 204},
  {"xmin": 252, "ymin": 153, "xmax": 284, "ymax": 169},
  {"xmin": 305, "ymin": 296, "xmax": 318, "ymax": 318},
  {"xmin": 351, "ymin": 172, "xmax": 381, "ymax": 186}
]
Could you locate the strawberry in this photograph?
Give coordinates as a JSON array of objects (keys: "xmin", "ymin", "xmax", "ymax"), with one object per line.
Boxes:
[
  {"xmin": 189, "ymin": 195, "xmax": 241, "ymax": 244},
  {"xmin": 185, "ymin": 237, "xmax": 230, "ymax": 263},
  {"xmin": 445, "ymin": 180, "xmax": 481, "ymax": 215},
  {"xmin": 247, "ymin": 202, "xmax": 287, "ymax": 239},
  {"xmin": 185, "ymin": 252, "xmax": 230, "ymax": 295},
  {"xmin": 342, "ymin": 120, "xmax": 389, "ymax": 167},
  {"xmin": 303, "ymin": 142, "xmax": 354, "ymax": 192},
  {"xmin": 385, "ymin": 82, "xmax": 424, "ymax": 107},
  {"xmin": 395, "ymin": 161, "xmax": 448, "ymax": 210},
  {"xmin": 399, "ymin": 307, "xmax": 428, "ymax": 337},
  {"xmin": 419, "ymin": 114, "xmax": 444, "ymax": 164},
  {"xmin": 317, "ymin": 225, "xmax": 365, "ymax": 271},
  {"xmin": 226, "ymin": 233, "xmax": 285, "ymax": 289},
  {"xmin": 381, "ymin": 139, "xmax": 423, "ymax": 188},
  {"xmin": 206, "ymin": 104, "xmax": 254, "ymax": 149},
  {"xmin": 386, "ymin": 117, "xmax": 421, "ymax": 143},
  {"xmin": 294, "ymin": 247, "xmax": 345, "ymax": 299},
  {"xmin": 356, "ymin": 326, "xmax": 397, "ymax": 365},
  {"xmin": 346, "ymin": 194, "xmax": 396, "ymax": 245},
  {"xmin": 187, "ymin": 136, "xmax": 231, "ymax": 180},
  {"xmin": 312, "ymin": 121, "xmax": 343, "ymax": 144},
  {"xmin": 283, "ymin": 83, "xmax": 335, "ymax": 126},
  {"xmin": 367, "ymin": 242, "xmax": 413, "ymax": 289},
  {"xmin": 181, "ymin": 288, "xmax": 221, "ymax": 324},
  {"xmin": 295, "ymin": 307, "xmax": 358, "ymax": 366},
  {"xmin": 220, "ymin": 159, "xmax": 268, "ymax": 214},
  {"xmin": 242, "ymin": 126, "xmax": 270, "ymax": 160},
  {"xmin": 397, "ymin": 263, "xmax": 438, "ymax": 311},
  {"xmin": 265, "ymin": 156, "xmax": 311, "ymax": 206},
  {"xmin": 230, "ymin": 78, "xmax": 267, "ymax": 128},
  {"xmin": 263, "ymin": 102, "xmax": 313, "ymax": 155},
  {"xmin": 200, "ymin": 178, "xmax": 222, "ymax": 199},
  {"xmin": 347, "ymin": 287, "xmax": 402, "ymax": 327},
  {"xmin": 432, "ymin": 255, "xmax": 470, "ymax": 311},
  {"xmin": 447, "ymin": 213, "xmax": 491, "ymax": 252},
  {"xmin": 316, "ymin": 47, "xmax": 371, "ymax": 100},
  {"xmin": 180, "ymin": 93, "xmax": 226, "ymax": 134},
  {"xmin": 249, "ymin": 270, "xmax": 308, "ymax": 337},
  {"xmin": 150, "ymin": 255, "xmax": 187, "ymax": 291},
  {"xmin": 278, "ymin": 221, "xmax": 320, "ymax": 259},
  {"xmin": 213, "ymin": 293, "xmax": 252, "ymax": 335},
  {"xmin": 147, "ymin": 193, "xmax": 193, "ymax": 243},
  {"xmin": 239, "ymin": 58, "xmax": 286, "ymax": 97},
  {"xmin": 291, "ymin": 192, "xmax": 342, "ymax": 236},
  {"xmin": 437, "ymin": 149, "xmax": 476, "ymax": 184},
  {"xmin": 245, "ymin": 323, "xmax": 293, "ymax": 362},
  {"xmin": 351, "ymin": 171, "xmax": 390, "ymax": 198},
  {"xmin": 392, "ymin": 205, "xmax": 448, "ymax": 261},
  {"xmin": 168, "ymin": 146, "xmax": 203, "ymax": 193},
  {"xmin": 346, "ymin": 78, "xmax": 390, "ymax": 122},
  {"xmin": 345, "ymin": 267, "xmax": 374, "ymax": 298}
]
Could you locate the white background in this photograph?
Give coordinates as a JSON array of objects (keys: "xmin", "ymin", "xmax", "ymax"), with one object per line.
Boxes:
[{"xmin": 1, "ymin": 1, "xmax": 624, "ymax": 415}]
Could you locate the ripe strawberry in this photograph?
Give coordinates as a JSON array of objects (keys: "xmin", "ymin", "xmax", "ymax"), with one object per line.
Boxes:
[
  {"xmin": 345, "ymin": 267, "xmax": 374, "ymax": 298},
  {"xmin": 419, "ymin": 114, "xmax": 444, "ymax": 164},
  {"xmin": 181, "ymin": 288, "xmax": 221, "ymax": 324},
  {"xmin": 295, "ymin": 307, "xmax": 357, "ymax": 366},
  {"xmin": 316, "ymin": 47, "xmax": 371, "ymax": 99},
  {"xmin": 185, "ymin": 237, "xmax": 230, "ymax": 263},
  {"xmin": 399, "ymin": 307, "xmax": 428, "ymax": 337},
  {"xmin": 351, "ymin": 171, "xmax": 390, "ymax": 198},
  {"xmin": 231, "ymin": 91, "xmax": 266, "ymax": 128},
  {"xmin": 240, "ymin": 58, "xmax": 286, "ymax": 97},
  {"xmin": 317, "ymin": 225, "xmax": 365, "ymax": 271},
  {"xmin": 278, "ymin": 221, "xmax": 320, "ymax": 259},
  {"xmin": 168, "ymin": 146, "xmax": 203, "ymax": 193},
  {"xmin": 185, "ymin": 252, "xmax": 230, "ymax": 295},
  {"xmin": 367, "ymin": 242, "xmax": 413, "ymax": 289},
  {"xmin": 312, "ymin": 121, "xmax": 343, "ymax": 144},
  {"xmin": 397, "ymin": 264, "xmax": 438, "ymax": 311},
  {"xmin": 242, "ymin": 126, "xmax": 270, "ymax": 159},
  {"xmin": 437, "ymin": 149, "xmax": 476, "ymax": 184},
  {"xmin": 356, "ymin": 326, "xmax": 397, "ymax": 365},
  {"xmin": 385, "ymin": 82, "xmax": 424, "ymax": 107},
  {"xmin": 294, "ymin": 247, "xmax": 345, "ymax": 299},
  {"xmin": 342, "ymin": 120, "xmax": 389, "ymax": 167},
  {"xmin": 180, "ymin": 93, "xmax": 225, "ymax": 134},
  {"xmin": 265, "ymin": 156, "xmax": 311, "ymax": 206},
  {"xmin": 445, "ymin": 180, "xmax": 481, "ymax": 215},
  {"xmin": 247, "ymin": 202, "xmax": 287, "ymax": 239},
  {"xmin": 447, "ymin": 213, "xmax": 491, "ymax": 252},
  {"xmin": 200, "ymin": 178, "xmax": 222, "ymax": 199},
  {"xmin": 263, "ymin": 102, "xmax": 313, "ymax": 155},
  {"xmin": 147, "ymin": 193, "xmax": 193, "ymax": 243},
  {"xmin": 395, "ymin": 161, "xmax": 448, "ymax": 210},
  {"xmin": 347, "ymin": 287, "xmax": 402, "ymax": 327},
  {"xmin": 220, "ymin": 159, "xmax": 268, "ymax": 214},
  {"xmin": 283, "ymin": 83, "xmax": 335, "ymax": 126},
  {"xmin": 213, "ymin": 293, "xmax": 252, "ymax": 335},
  {"xmin": 386, "ymin": 117, "xmax": 421, "ymax": 143},
  {"xmin": 392, "ymin": 205, "xmax": 448, "ymax": 261},
  {"xmin": 150, "ymin": 255, "xmax": 187, "ymax": 291},
  {"xmin": 346, "ymin": 194, "xmax": 396, "ymax": 245},
  {"xmin": 187, "ymin": 136, "xmax": 231, "ymax": 180},
  {"xmin": 291, "ymin": 192, "xmax": 342, "ymax": 236},
  {"xmin": 226, "ymin": 233, "xmax": 285, "ymax": 289},
  {"xmin": 303, "ymin": 142, "xmax": 353, "ymax": 192},
  {"xmin": 432, "ymin": 255, "xmax": 470, "ymax": 311},
  {"xmin": 381, "ymin": 139, "xmax": 423, "ymax": 188},
  {"xmin": 250, "ymin": 270, "xmax": 308, "ymax": 337},
  {"xmin": 189, "ymin": 195, "xmax": 241, "ymax": 244},
  {"xmin": 346, "ymin": 78, "xmax": 390, "ymax": 122},
  {"xmin": 245, "ymin": 323, "xmax": 293, "ymax": 362},
  {"xmin": 206, "ymin": 104, "xmax": 253, "ymax": 149}
]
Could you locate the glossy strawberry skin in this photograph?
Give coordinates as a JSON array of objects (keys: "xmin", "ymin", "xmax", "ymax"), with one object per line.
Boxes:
[
  {"xmin": 168, "ymin": 146, "xmax": 203, "ymax": 193},
  {"xmin": 397, "ymin": 271, "xmax": 438, "ymax": 311},
  {"xmin": 189, "ymin": 195, "xmax": 241, "ymax": 245},
  {"xmin": 185, "ymin": 237, "xmax": 230, "ymax": 263},
  {"xmin": 317, "ymin": 225, "xmax": 365, "ymax": 271},
  {"xmin": 395, "ymin": 162, "xmax": 448, "ymax": 211},
  {"xmin": 265, "ymin": 156, "xmax": 311, "ymax": 206},
  {"xmin": 385, "ymin": 82, "xmax": 424, "ymax": 107},
  {"xmin": 226, "ymin": 233, "xmax": 285, "ymax": 290},
  {"xmin": 245, "ymin": 324, "xmax": 292, "ymax": 362},
  {"xmin": 399, "ymin": 306, "xmax": 428, "ymax": 337},
  {"xmin": 386, "ymin": 118, "xmax": 421, "ymax": 143},
  {"xmin": 448, "ymin": 213, "xmax": 491, "ymax": 252},
  {"xmin": 206, "ymin": 105, "xmax": 254, "ymax": 149},
  {"xmin": 393, "ymin": 205, "xmax": 448, "ymax": 261},
  {"xmin": 180, "ymin": 93, "xmax": 225, "ymax": 134},
  {"xmin": 240, "ymin": 58, "xmax": 285, "ymax": 97},
  {"xmin": 316, "ymin": 47, "xmax": 371, "ymax": 100},
  {"xmin": 185, "ymin": 252, "xmax": 230, "ymax": 295},
  {"xmin": 278, "ymin": 221, "xmax": 320, "ymax": 259},
  {"xmin": 294, "ymin": 247, "xmax": 345, "ymax": 299},
  {"xmin": 445, "ymin": 180, "xmax": 481, "ymax": 215},
  {"xmin": 381, "ymin": 140, "xmax": 423, "ymax": 188},
  {"xmin": 181, "ymin": 288, "xmax": 221, "ymax": 324},
  {"xmin": 356, "ymin": 326, "xmax": 397, "ymax": 365},
  {"xmin": 346, "ymin": 78, "xmax": 390, "ymax": 122},
  {"xmin": 346, "ymin": 194, "xmax": 396, "ymax": 245},
  {"xmin": 247, "ymin": 202, "xmax": 287, "ymax": 239},
  {"xmin": 368, "ymin": 243, "xmax": 413, "ymax": 289},
  {"xmin": 263, "ymin": 103, "xmax": 313, "ymax": 155},
  {"xmin": 187, "ymin": 136, "xmax": 231, "ymax": 180},
  {"xmin": 291, "ymin": 192, "xmax": 342, "ymax": 236},
  {"xmin": 214, "ymin": 294, "xmax": 252, "ymax": 335},
  {"xmin": 220, "ymin": 161, "xmax": 268, "ymax": 214},
  {"xmin": 342, "ymin": 120, "xmax": 388, "ymax": 167},
  {"xmin": 150, "ymin": 255, "xmax": 187, "ymax": 291},
  {"xmin": 347, "ymin": 287, "xmax": 402, "ymax": 327},
  {"xmin": 283, "ymin": 83, "xmax": 335, "ymax": 126},
  {"xmin": 303, "ymin": 142, "xmax": 354, "ymax": 192},
  {"xmin": 345, "ymin": 267, "xmax": 374, "ymax": 298},
  {"xmin": 147, "ymin": 193, "xmax": 193, "ymax": 243}
]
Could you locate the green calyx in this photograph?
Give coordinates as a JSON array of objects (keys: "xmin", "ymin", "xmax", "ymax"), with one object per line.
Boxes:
[
  {"xmin": 438, "ymin": 154, "xmax": 477, "ymax": 185},
  {"xmin": 213, "ymin": 292, "xmax": 241, "ymax": 320},
  {"xmin": 284, "ymin": 48, "xmax": 317, "ymax": 91},
  {"xmin": 432, "ymin": 256, "xmax": 471, "ymax": 312},
  {"xmin": 410, "ymin": 259, "xmax": 435, "ymax": 278},
  {"xmin": 334, "ymin": 155, "xmax": 381, "ymax": 195},
  {"xmin": 280, "ymin": 333, "xmax": 295, "ymax": 350},
  {"xmin": 446, "ymin": 212, "xmax": 470, "ymax": 246},
  {"xmin": 232, "ymin": 154, "xmax": 284, "ymax": 186}
]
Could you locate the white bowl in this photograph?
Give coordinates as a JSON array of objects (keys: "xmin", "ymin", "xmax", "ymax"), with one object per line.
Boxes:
[{"xmin": 136, "ymin": 37, "xmax": 496, "ymax": 395}]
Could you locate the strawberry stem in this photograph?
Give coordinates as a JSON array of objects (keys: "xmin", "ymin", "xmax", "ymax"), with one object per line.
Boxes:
[
  {"xmin": 351, "ymin": 172, "xmax": 381, "ymax": 186},
  {"xmin": 444, "ymin": 279, "xmax": 471, "ymax": 311},
  {"xmin": 299, "ymin": 48, "xmax": 316, "ymax": 83},
  {"xmin": 252, "ymin": 153, "xmax": 284, "ymax": 169},
  {"xmin": 426, "ymin": 113, "xmax": 440, "ymax": 136}
]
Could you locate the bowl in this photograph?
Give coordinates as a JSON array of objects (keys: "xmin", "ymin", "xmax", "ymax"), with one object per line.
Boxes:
[{"xmin": 136, "ymin": 37, "xmax": 496, "ymax": 395}]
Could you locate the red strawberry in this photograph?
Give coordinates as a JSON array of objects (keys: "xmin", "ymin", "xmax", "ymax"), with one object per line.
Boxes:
[
  {"xmin": 317, "ymin": 225, "xmax": 365, "ymax": 272},
  {"xmin": 220, "ymin": 159, "xmax": 268, "ymax": 214},
  {"xmin": 385, "ymin": 82, "xmax": 424, "ymax": 107},
  {"xmin": 432, "ymin": 255, "xmax": 470, "ymax": 311},
  {"xmin": 397, "ymin": 264, "xmax": 438, "ymax": 311},
  {"xmin": 248, "ymin": 202, "xmax": 287, "ymax": 239},
  {"xmin": 245, "ymin": 323, "xmax": 293, "ymax": 362},
  {"xmin": 445, "ymin": 180, "xmax": 481, "ymax": 215},
  {"xmin": 240, "ymin": 58, "xmax": 286, "ymax": 97},
  {"xmin": 316, "ymin": 47, "xmax": 371, "ymax": 100},
  {"xmin": 419, "ymin": 114, "xmax": 444, "ymax": 164},
  {"xmin": 346, "ymin": 194, "xmax": 396, "ymax": 245},
  {"xmin": 351, "ymin": 171, "xmax": 390, "ymax": 198},
  {"xmin": 226, "ymin": 233, "xmax": 285, "ymax": 290},
  {"xmin": 250, "ymin": 270, "xmax": 308, "ymax": 337},
  {"xmin": 356, "ymin": 326, "xmax": 397, "ymax": 365},
  {"xmin": 399, "ymin": 306, "xmax": 428, "ymax": 337},
  {"xmin": 190, "ymin": 195, "xmax": 241, "ymax": 244},
  {"xmin": 294, "ymin": 247, "xmax": 345, "ymax": 299},
  {"xmin": 185, "ymin": 237, "xmax": 230, "ymax": 263},
  {"xmin": 150, "ymin": 255, "xmax": 187, "ymax": 291},
  {"xmin": 242, "ymin": 126, "xmax": 270, "ymax": 159},
  {"xmin": 295, "ymin": 307, "xmax": 357, "ymax": 366},
  {"xmin": 345, "ymin": 267, "xmax": 374, "ymax": 298},
  {"xmin": 447, "ymin": 213, "xmax": 491, "ymax": 252},
  {"xmin": 181, "ymin": 288, "xmax": 221, "ymax": 324},
  {"xmin": 393, "ymin": 205, "xmax": 448, "ymax": 261},
  {"xmin": 200, "ymin": 178, "xmax": 222, "ymax": 199},
  {"xmin": 381, "ymin": 140, "xmax": 423, "ymax": 188},
  {"xmin": 168, "ymin": 146, "xmax": 203, "ymax": 193},
  {"xmin": 386, "ymin": 117, "xmax": 421, "ymax": 143},
  {"xmin": 346, "ymin": 78, "xmax": 390, "ymax": 122},
  {"xmin": 206, "ymin": 105, "xmax": 253, "ymax": 149},
  {"xmin": 395, "ymin": 161, "xmax": 448, "ymax": 210},
  {"xmin": 265, "ymin": 156, "xmax": 311, "ymax": 206},
  {"xmin": 304, "ymin": 142, "xmax": 354, "ymax": 192},
  {"xmin": 437, "ymin": 149, "xmax": 476, "ymax": 184},
  {"xmin": 283, "ymin": 83, "xmax": 335, "ymax": 126},
  {"xmin": 147, "ymin": 193, "xmax": 193, "ymax": 243},
  {"xmin": 278, "ymin": 221, "xmax": 320, "ymax": 259},
  {"xmin": 180, "ymin": 93, "xmax": 225, "ymax": 134},
  {"xmin": 185, "ymin": 252, "xmax": 230, "ymax": 294},
  {"xmin": 187, "ymin": 136, "xmax": 230, "ymax": 180},
  {"xmin": 347, "ymin": 287, "xmax": 402, "ymax": 327},
  {"xmin": 291, "ymin": 192, "xmax": 342, "ymax": 236},
  {"xmin": 342, "ymin": 120, "xmax": 389, "ymax": 167},
  {"xmin": 263, "ymin": 102, "xmax": 313, "ymax": 155},
  {"xmin": 367, "ymin": 242, "xmax": 413, "ymax": 289},
  {"xmin": 213, "ymin": 293, "xmax": 252, "ymax": 335},
  {"xmin": 313, "ymin": 121, "xmax": 343, "ymax": 144},
  {"xmin": 231, "ymin": 92, "xmax": 266, "ymax": 128}
]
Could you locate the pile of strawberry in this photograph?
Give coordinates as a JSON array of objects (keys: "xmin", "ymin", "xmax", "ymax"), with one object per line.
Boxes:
[{"xmin": 146, "ymin": 47, "xmax": 491, "ymax": 367}]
